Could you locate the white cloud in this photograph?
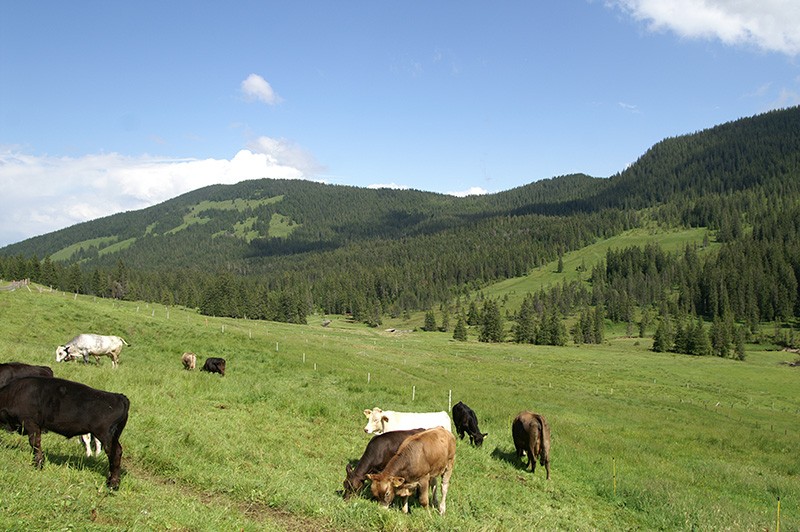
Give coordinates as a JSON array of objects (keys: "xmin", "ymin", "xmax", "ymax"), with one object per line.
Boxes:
[
  {"xmin": 0, "ymin": 146, "xmax": 317, "ymax": 247},
  {"xmin": 608, "ymin": 0, "xmax": 800, "ymax": 55},
  {"xmin": 449, "ymin": 187, "xmax": 488, "ymax": 197},
  {"xmin": 246, "ymin": 136, "xmax": 324, "ymax": 176},
  {"xmin": 241, "ymin": 74, "xmax": 282, "ymax": 105}
]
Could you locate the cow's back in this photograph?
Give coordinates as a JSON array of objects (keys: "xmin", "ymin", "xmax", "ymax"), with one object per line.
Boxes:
[
  {"xmin": 0, "ymin": 362, "xmax": 53, "ymax": 389},
  {"xmin": 386, "ymin": 427, "xmax": 456, "ymax": 480}
]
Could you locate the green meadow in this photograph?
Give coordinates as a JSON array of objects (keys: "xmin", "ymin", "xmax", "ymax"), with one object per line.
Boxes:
[{"xmin": 0, "ymin": 286, "xmax": 796, "ymax": 531}]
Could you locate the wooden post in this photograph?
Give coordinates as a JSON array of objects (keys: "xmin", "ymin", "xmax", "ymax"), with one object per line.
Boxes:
[
  {"xmin": 777, "ymin": 496, "xmax": 781, "ymax": 532},
  {"xmin": 412, "ymin": 385, "xmax": 416, "ymax": 401},
  {"xmin": 613, "ymin": 458, "xmax": 617, "ymax": 497}
]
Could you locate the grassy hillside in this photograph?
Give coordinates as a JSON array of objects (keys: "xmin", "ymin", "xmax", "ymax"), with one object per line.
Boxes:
[
  {"xmin": 481, "ymin": 226, "xmax": 713, "ymax": 311},
  {"xmin": 0, "ymin": 286, "xmax": 796, "ymax": 530}
]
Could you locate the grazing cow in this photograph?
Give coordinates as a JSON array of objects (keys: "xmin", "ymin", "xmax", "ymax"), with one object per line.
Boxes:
[
  {"xmin": 512, "ymin": 410, "xmax": 551, "ymax": 479},
  {"xmin": 56, "ymin": 334, "xmax": 129, "ymax": 368},
  {"xmin": 366, "ymin": 427, "xmax": 456, "ymax": 515},
  {"xmin": 0, "ymin": 363, "xmax": 99, "ymax": 457},
  {"xmin": 451, "ymin": 401, "xmax": 488, "ymax": 447},
  {"xmin": 181, "ymin": 352, "xmax": 197, "ymax": 370},
  {"xmin": 363, "ymin": 407, "xmax": 452, "ymax": 435},
  {"xmin": 343, "ymin": 428, "xmax": 425, "ymax": 498},
  {"xmin": 0, "ymin": 376, "xmax": 129, "ymax": 489},
  {"xmin": 201, "ymin": 357, "xmax": 226, "ymax": 376}
]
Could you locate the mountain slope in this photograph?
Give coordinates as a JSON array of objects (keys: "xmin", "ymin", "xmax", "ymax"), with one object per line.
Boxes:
[{"xmin": 2, "ymin": 106, "xmax": 799, "ymax": 326}]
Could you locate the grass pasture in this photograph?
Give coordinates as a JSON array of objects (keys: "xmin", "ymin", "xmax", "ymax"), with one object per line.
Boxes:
[{"xmin": 0, "ymin": 287, "xmax": 797, "ymax": 530}]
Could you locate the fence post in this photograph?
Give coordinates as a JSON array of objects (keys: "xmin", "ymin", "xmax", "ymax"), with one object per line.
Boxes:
[
  {"xmin": 613, "ymin": 457, "xmax": 617, "ymax": 497},
  {"xmin": 412, "ymin": 385, "xmax": 416, "ymax": 401}
]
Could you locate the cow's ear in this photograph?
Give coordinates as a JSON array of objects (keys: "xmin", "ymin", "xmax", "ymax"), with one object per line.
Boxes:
[
  {"xmin": 364, "ymin": 409, "xmax": 372, "ymax": 417},
  {"xmin": 381, "ymin": 415, "xmax": 389, "ymax": 423},
  {"xmin": 482, "ymin": 432, "xmax": 489, "ymax": 437},
  {"xmin": 346, "ymin": 464, "xmax": 353, "ymax": 474},
  {"xmin": 390, "ymin": 476, "xmax": 405, "ymax": 488}
]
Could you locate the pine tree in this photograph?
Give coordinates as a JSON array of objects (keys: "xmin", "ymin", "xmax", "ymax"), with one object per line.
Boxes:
[
  {"xmin": 478, "ymin": 300, "xmax": 504, "ymax": 343},
  {"xmin": 652, "ymin": 317, "xmax": 671, "ymax": 352},
  {"xmin": 453, "ymin": 316, "xmax": 467, "ymax": 341},
  {"xmin": 423, "ymin": 310, "xmax": 437, "ymax": 332}
]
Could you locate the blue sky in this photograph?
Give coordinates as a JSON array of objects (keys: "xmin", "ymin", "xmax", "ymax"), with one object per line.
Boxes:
[{"xmin": 1, "ymin": 1, "xmax": 799, "ymax": 247}]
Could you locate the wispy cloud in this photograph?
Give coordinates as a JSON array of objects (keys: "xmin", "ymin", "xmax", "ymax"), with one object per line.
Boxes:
[
  {"xmin": 0, "ymin": 145, "xmax": 316, "ymax": 247},
  {"xmin": 241, "ymin": 74, "xmax": 282, "ymax": 105},
  {"xmin": 608, "ymin": 0, "xmax": 800, "ymax": 56}
]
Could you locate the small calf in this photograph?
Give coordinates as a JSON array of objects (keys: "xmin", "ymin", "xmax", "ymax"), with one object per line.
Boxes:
[
  {"xmin": 181, "ymin": 352, "xmax": 197, "ymax": 370},
  {"xmin": 343, "ymin": 428, "xmax": 425, "ymax": 498},
  {"xmin": 201, "ymin": 357, "xmax": 226, "ymax": 376},
  {"xmin": 367, "ymin": 427, "xmax": 456, "ymax": 515},
  {"xmin": 452, "ymin": 401, "xmax": 488, "ymax": 447}
]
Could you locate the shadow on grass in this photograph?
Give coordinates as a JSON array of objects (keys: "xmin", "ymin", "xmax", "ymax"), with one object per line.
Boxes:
[{"xmin": 491, "ymin": 446, "xmax": 526, "ymax": 470}]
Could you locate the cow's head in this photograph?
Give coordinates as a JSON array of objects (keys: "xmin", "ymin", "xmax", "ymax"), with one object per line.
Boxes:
[
  {"xmin": 55, "ymin": 345, "xmax": 71, "ymax": 362},
  {"xmin": 473, "ymin": 432, "xmax": 489, "ymax": 447},
  {"xmin": 366, "ymin": 474, "xmax": 405, "ymax": 507},
  {"xmin": 342, "ymin": 463, "xmax": 362, "ymax": 498},
  {"xmin": 363, "ymin": 407, "xmax": 388, "ymax": 434}
]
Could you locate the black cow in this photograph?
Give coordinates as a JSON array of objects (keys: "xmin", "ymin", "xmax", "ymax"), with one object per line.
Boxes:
[
  {"xmin": 0, "ymin": 376, "xmax": 130, "ymax": 489},
  {"xmin": 0, "ymin": 362, "xmax": 53, "ymax": 389},
  {"xmin": 452, "ymin": 401, "xmax": 487, "ymax": 447},
  {"xmin": 343, "ymin": 428, "xmax": 425, "ymax": 498},
  {"xmin": 201, "ymin": 357, "xmax": 226, "ymax": 376}
]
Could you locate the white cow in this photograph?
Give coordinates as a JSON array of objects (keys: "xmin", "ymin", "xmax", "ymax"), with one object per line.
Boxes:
[
  {"xmin": 363, "ymin": 407, "xmax": 452, "ymax": 435},
  {"xmin": 56, "ymin": 334, "xmax": 129, "ymax": 368}
]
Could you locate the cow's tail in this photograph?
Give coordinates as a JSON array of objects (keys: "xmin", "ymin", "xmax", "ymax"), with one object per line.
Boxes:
[
  {"xmin": 120, "ymin": 337, "xmax": 129, "ymax": 346},
  {"xmin": 538, "ymin": 415, "xmax": 551, "ymax": 466}
]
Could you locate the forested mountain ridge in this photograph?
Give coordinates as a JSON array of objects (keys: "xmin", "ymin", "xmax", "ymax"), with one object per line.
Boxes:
[{"xmin": 2, "ymin": 106, "xmax": 799, "ymax": 340}]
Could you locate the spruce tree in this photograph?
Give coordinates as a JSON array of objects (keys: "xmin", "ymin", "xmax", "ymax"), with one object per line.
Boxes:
[
  {"xmin": 478, "ymin": 300, "xmax": 504, "ymax": 343},
  {"xmin": 453, "ymin": 316, "xmax": 467, "ymax": 341}
]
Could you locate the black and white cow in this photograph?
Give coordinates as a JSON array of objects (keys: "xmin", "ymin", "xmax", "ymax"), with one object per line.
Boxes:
[
  {"xmin": 0, "ymin": 376, "xmax": 130, "ymax": 489},
  {"xmin": 201, "ymin": 357, "xmax": 226, "ymax": 376},
  {"xmin": 56, "ymin": 334, "xmax": 128, "ymax": 368},
  {"xmin": 452, "ymin": 401, "xmax": 487, "ymax": 447}
]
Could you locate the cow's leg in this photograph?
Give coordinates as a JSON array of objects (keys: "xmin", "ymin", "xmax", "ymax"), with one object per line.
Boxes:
[
  {"xmin": 27, "ymin": 427, "xmax": 44, "ymax": 469},
  {"xmin": 105, "ymin": 438, "xmax": 123, "ymax": 489},
  {"xmin": 401, "ymin": 495, "xmax": 409, "ymax": 514},
  {"xmin": 81, "ymin": 434, "xmax": 92, "ymax": 457},
  {"xmin": 417, "ymin": 477, "xmax": 430, "ymax": 512},
  {"xmin": 94, "ymin": 436, "xmax": 102, "ymax": 457},
  {"xmin": 439, "ymin": 465, "xmax": 453, "ymax": 515},
  {"xmin": 430, "ymin": 475, "xmax": 438, "ymax": 509}
]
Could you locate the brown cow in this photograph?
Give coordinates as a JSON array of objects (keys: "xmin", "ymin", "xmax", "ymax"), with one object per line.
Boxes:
[
  {"xmin": 181, "ymin": 352, "xmax": 197, "ymax": 370},
  {"xmin": 511, "ymin": 410, "xmax": 551, "ymax": 479},
  {"xmin": 366, "ymin": 426, "xmax": 456, "ymax": 515}
]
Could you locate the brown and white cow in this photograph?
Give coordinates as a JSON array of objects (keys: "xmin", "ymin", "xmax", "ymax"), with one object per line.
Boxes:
[
  {"xmin": 363, "ymin": 407, "xmax": 452, "ymax": 435},
  {"xmin": 0, "ymin": 376, "xmax": 129, "ymax": 489},
  {"xmin": 512, "ymin": 410, "xmax": 551, "ymax": 479},
  {"xmin": 56, "ymin": 334, "xmax": 129, "ymax": 368},
  {"xmin": 366, "ymin": 426, "xmax": 456, "ymax": 515},
  {"xmin": 181, "ymin": 352, "xmax": 197, "ymax": 370}
]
